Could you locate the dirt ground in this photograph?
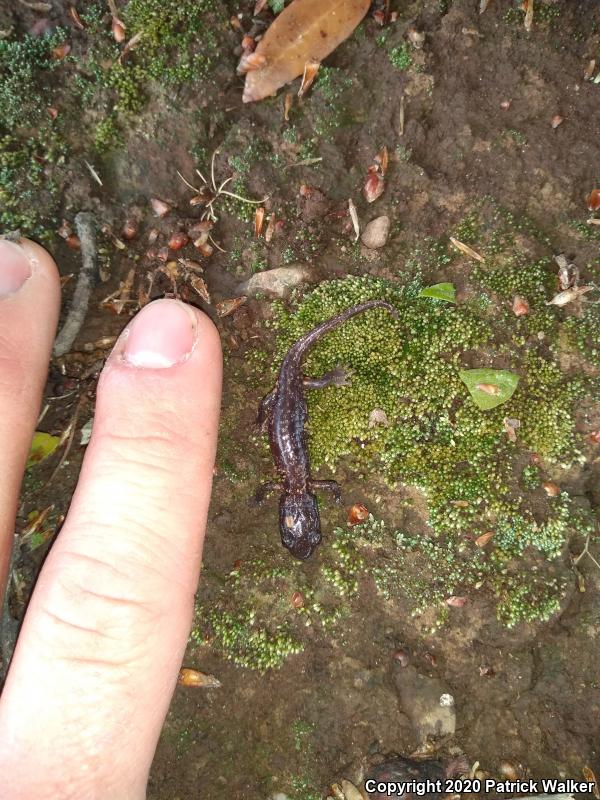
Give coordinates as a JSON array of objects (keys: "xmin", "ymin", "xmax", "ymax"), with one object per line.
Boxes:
[{"xmin": 3, "ymin": 0, "xmax": 600, "ymax": 798}]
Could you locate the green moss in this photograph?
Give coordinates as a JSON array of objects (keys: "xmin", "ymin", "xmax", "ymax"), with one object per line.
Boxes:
[{"xmin": 495, "ymin": 572, "xmax": 566, "ymax": 628}]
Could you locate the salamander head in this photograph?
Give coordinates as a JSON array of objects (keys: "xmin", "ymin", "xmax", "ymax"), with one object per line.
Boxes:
[{"xmin": 279, "ymin": 492, "xmax": 321, "ymax": 560}]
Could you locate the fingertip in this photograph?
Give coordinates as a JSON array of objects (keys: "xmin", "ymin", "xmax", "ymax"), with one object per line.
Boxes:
[{"xmin": 16, "ymin": 238, "xmax": 62, "ymax": 308}]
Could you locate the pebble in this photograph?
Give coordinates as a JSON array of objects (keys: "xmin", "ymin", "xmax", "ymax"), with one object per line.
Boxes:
[
  {"xmin": 361, "ymin": 216, "xmax": 390, "ymax": 249},
  {"xmin": 238, "ymin": 266, "xmax": 310, "ymax": 298}
]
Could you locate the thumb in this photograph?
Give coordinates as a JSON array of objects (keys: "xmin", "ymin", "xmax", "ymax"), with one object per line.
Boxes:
[{"xmin": 0, "ymin": 299, "xmax": 222, "ymax": 800}]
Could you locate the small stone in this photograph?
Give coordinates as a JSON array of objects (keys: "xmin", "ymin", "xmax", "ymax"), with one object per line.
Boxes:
[
  {"xmin": 238, "ymin": 266, "xmax": 310, "ymax": 298},
  {"xmin": 361, "ymin": 216, "xmax": 390, "ymax": 249}
]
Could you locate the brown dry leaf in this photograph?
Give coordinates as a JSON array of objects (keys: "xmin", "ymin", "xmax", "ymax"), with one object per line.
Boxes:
[
  {"xmin": 584, "ymin": 59, "xmax": 596, "ymax": 81},
  {"xmin": 348, "ymin": 503, "xmax": 369, "ymax": 525},
  {"xmin": 216, "ymin": 297, "xmax": 247, "ymax": 317},
  {"xmin": 583, "ymin": 766, "xmax": 600, "ymax": 800},
  {"xmin": 298, "ymin": 59, "xmax": 320, "ymax": 97},
  {"xmin": 265, "ymin": 212, "xmax": 277, "ymax": 242},
  {"xmin": 547, "ymin": 286, "xmax": 593, "ymax": 306},
  {"xmin": 178, "ymin": 668, "xmax": 221, "ymax": 688},
  {"xmin": 449, "ymin": 236, "xmax": 485, "ymax": 262},
  {"xmin": 255, "ymin": 206, "xmax": 265, "ymax": 237},
  {"xmin": 243, "ymin": 0, "xmax": 370, "ymax": 103},
  {"xmin": 475, "ymin": 531, "xmax": 494, "ymax": 548},
  {"xmin": 189, "ymin": 275, "xmax": 211, "ymax": 304},
  {"xmin": 480, "ymin": 0, "xmax": 491, "ymax": 11},
  {"xmin": 587, "ymin": 189, "xmax": 600, "ymax": 211},
  {"xmin": 523, "ymin": 0, "xmax": 533, "ymax": 31}
]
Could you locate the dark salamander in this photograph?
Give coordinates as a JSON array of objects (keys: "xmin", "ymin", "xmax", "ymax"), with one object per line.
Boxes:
[{"xmin": 256, "ymin": 300, "xmax": 399, "ymax": 560}]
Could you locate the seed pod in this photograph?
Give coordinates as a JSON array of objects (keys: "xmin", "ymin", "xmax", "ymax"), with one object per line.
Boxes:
[
  {"xmin": 475, "ymin": 531, "xmax": 494, "ymax": 548},
  {"xmin": 512, "ymin": 295, "xmax": 529, "ymax": 316},
  {"xmin": 121, "ymin": 219, "xmax": 138, "ymax": 241},
  {"xmin": 168, "ymin": 232, "xmax": 190, "ymax": 251},
  {"xmin": 216, "ymin": 297, "xmax": 247, "ymax": 317},
  {"xmin": 543, "ymin": 481, "xmax": 560, "ymax": 497},
  {"xmin": 363, "ymin": 173, "xmax": 384, "ymax": 203},
  {"xmin": 348, "ymin": 503, "xmax": 369, "ymax": 525},
  {"xmin": 150, "ymin": 197, "xmax": 172, "ymax": 217},
  {"xmin": 291, "ymin": 591, "xmax": 304, "ymax": 608}
]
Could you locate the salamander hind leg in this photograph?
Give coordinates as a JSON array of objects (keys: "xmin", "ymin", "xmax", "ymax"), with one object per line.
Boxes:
[
  {"xmin": 303, "ymin": 365, "xmax": 351, "ymax": 390},
  {"xmin": 252, "ymin": 481, "xmax": 282, "ymax": 505},
  {"xmin": 309, "ymin": 479, "xmax": 342, "ymax": 503}
]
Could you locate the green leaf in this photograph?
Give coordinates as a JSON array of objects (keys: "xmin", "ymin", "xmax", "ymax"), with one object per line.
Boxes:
[
  {"xmin": 419, "ymin": 282, "xmax": 456, "ymax": 303},
  {"xmin": 27, "ymin": 431, "xmax": 60, "ymax": 469},
  {"xmin": 459, "ymin": 368, "xmax": 520, "ymax": 410}
]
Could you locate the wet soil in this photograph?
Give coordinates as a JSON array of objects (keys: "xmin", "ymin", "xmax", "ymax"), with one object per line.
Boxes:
[{"xmin": 4, "ymin": 0, "xmax": 600, "ymax": 798}]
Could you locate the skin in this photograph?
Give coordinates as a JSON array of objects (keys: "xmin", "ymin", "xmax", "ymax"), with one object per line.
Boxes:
[
  {"xmin": 0, "ymin": 239, "xmax": 222, "ymax": 799},
  {"xmin": 257, "ymin": 300, "xmax": 398, "ymax": 560}
]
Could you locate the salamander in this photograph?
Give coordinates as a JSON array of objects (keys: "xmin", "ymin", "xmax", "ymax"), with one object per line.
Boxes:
[{"xmin": 256, "ymin": 300, "xmax": 399, "ymax": 560}]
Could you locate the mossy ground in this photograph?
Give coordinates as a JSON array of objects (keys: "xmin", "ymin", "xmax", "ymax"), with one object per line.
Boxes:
[{"xmin": 5, "ymin": 0, "xmax": 600, "ymax": 796}]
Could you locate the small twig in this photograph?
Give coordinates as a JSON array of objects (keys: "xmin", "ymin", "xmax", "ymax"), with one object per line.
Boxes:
[
  {"xmin": 573, "ymin": 533, "xmax": 600, "ymax": 573},
  {"xmin": 84, "ymin": 160, "xmax": 103, "ymax": 187},
  {"xmin": 42, "ymin": 395, "xmax": 85, "ymax": 490},
  {"xmin": 53, "ymin": 212, "xmax": 98, "ymax": 357}
]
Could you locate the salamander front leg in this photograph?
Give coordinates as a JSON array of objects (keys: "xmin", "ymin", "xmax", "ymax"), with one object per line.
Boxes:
[
  {"xmin": 303, "ymin": 365, "xmax": 351, "ymax": 390},
  {"xmin": 257, "ymin": 389, "xmax": 276, "ymax": 433},
  {"xmin": 252, "ymin": 481, "xmax": 282, "ymax": 505},
  {"xmin": 310, "ymin": 479, "xmax": 342, "ymax": 503}
]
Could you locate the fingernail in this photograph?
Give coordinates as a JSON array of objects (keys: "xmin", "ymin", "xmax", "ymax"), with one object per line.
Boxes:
[
  {"xmin": 0, "ymin": 240, "xmax": 33, "ymax": 297},
  {"xmin": 122, "ymin": 299, "xmax": 197, "ymax": 368}
]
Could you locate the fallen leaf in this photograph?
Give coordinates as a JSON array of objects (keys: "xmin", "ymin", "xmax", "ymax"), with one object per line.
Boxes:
[
  {"xmin": 177, "ymin": 668, "xmax": 221, "ymax": 688},
  {"xmin": 216, "ymin": 297, "xmax": 247, "ymax": 317},
  {"xmin": 150, "ymin": 198, "xmax": 172, "ymax": 217},
  {"xmin": 583, "ymin": 766, "xmax": 600, "ymax": 800},
  {"xmin": 291, "ymin": 591, "xmax": 304, "ymax": 608},
  {"xmin": 586, "ymin": 189, "xmax": 600, "ymax": 211},
  {"xmin": 255, "ymin": 206, "xmax": 265, "ymax": 237},
  {"xmin": 583, "ymin": 59, "xmax": 596, "ymax": 81},
  {"xmin": 446, "ymin": 596, "xmax": 467, "ymax": 607},
  {"xmin": 523, "ymin": 0, "xmax": 533, "ymax": 31},
  {"xmin": 449, "ymin": 236, "xmax": 485, "ymax": 262},
  {"xmin": 374, "ymin": 145, "xmax": 389, "ymax": 176},
  {"xmin": 547, "ymin": 286, "xmax": 593, "ymax": 307},
  {"xmin": 475, "ymin": 531, "xmax": 494, "ymax": 547},
  {"xmin": 69, "ymin": 6, "xmax": 86, "ymax": 29},
  {"xmin": 189, "ymin": 275, "xmax": 211, "ymax": 304},
  {"xmin": 298, "ymin": 59, "xmax": 320, "ymax": 97},
  {"xmin": 243, "ymin": 0, "xmax": 370, "ymax": 103},
  {"xmin": 459, "ymin": 369, "xmax": 520, "ymax": 410},
  {"xmin": 419, "ymin": 283, "xmax": 456, "ymax": 303},
  {"xmin": 363, "ymin": 172, "xmax": 384, "ymax": 203},
  {"xmin": 542, "ymin": 481, "xmax": 560, "ymax": 497},
  {"xmin": 512, "ymin": 295, "xmax": 529, "ymax": 316},
  {"xmin": 27, "ymin": 432, "xmax": 61, "ymax": 469},
  {"xmin": 348, "ymin": 503, "xmax": 369, "ymax": 525},
  {"xmin": 480, "ymin": 0, "xmax": 491, "ymax": 11}
]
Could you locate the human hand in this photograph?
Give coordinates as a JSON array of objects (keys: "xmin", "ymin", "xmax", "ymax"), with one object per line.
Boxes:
[{"xmin": 0, "ymin": 238, "xmax": 222, "ymax": 799}]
